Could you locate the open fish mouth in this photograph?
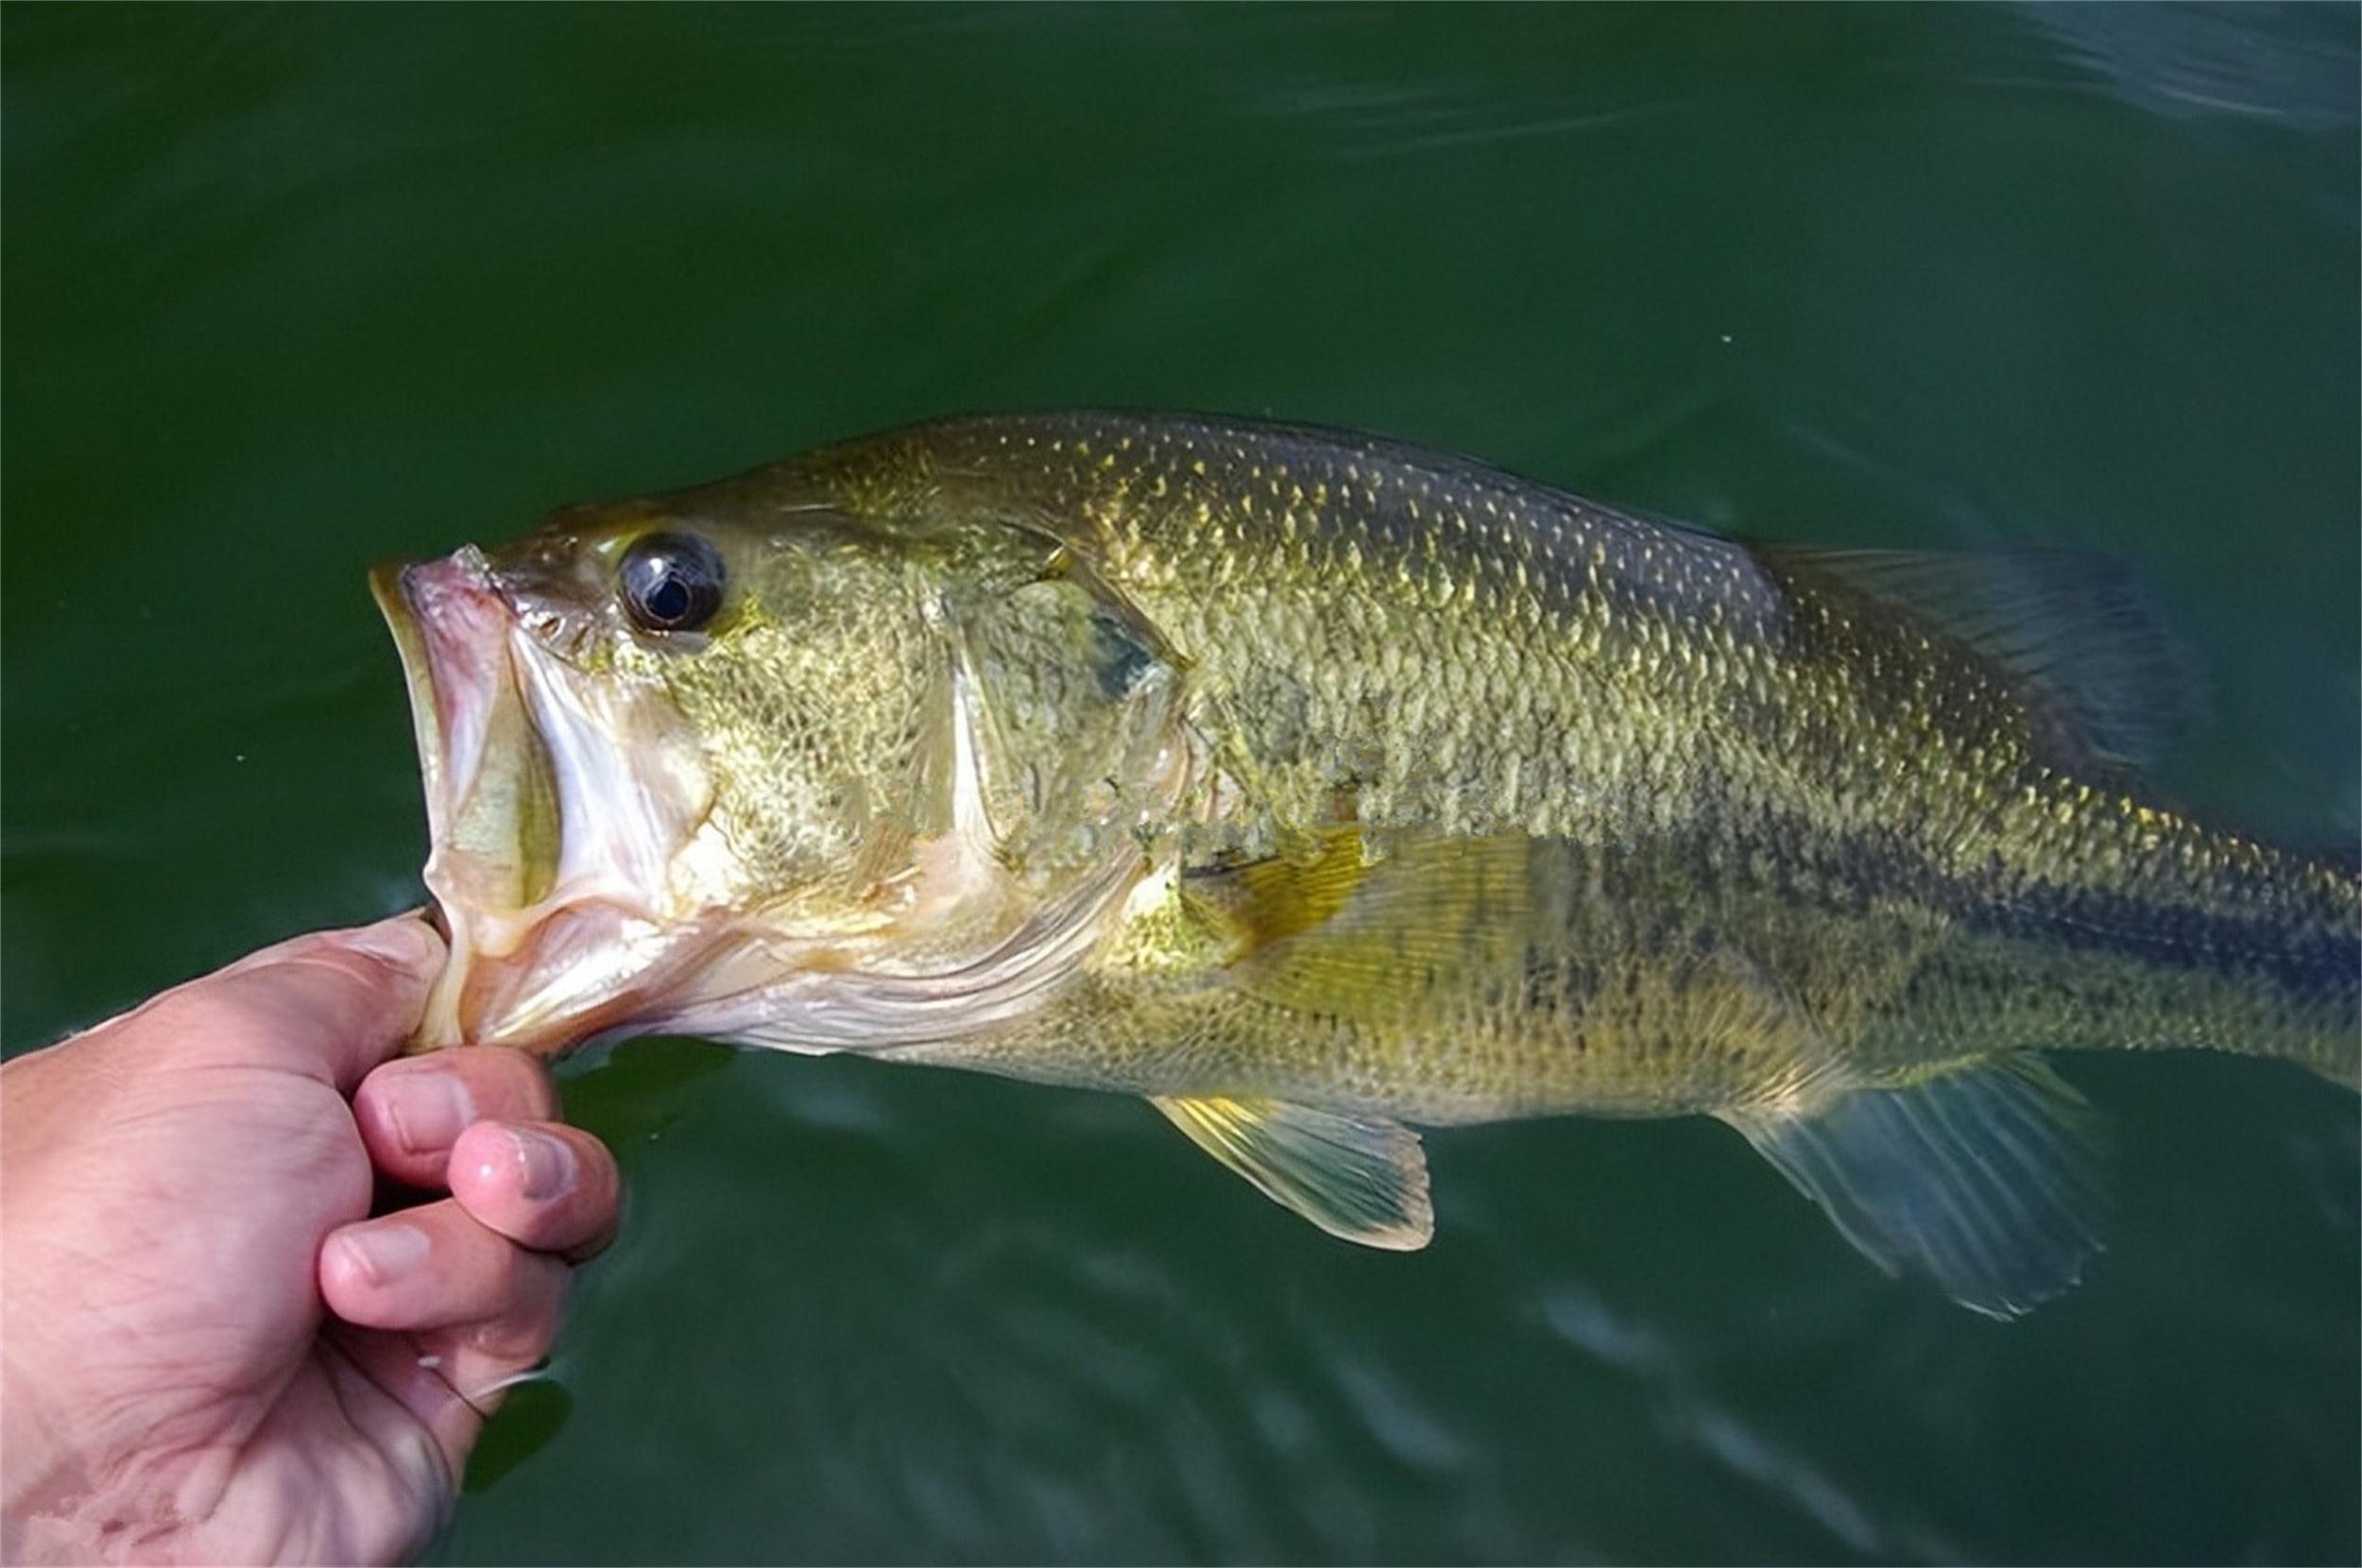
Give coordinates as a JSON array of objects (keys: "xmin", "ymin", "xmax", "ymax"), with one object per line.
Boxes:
[
  {"xmin": 372, "ymin": 548, "xmax": 717, "ymax": 1052},
  {"xmin": 373, "ymin": 549, "xmax": 560, "ymax": 924}
]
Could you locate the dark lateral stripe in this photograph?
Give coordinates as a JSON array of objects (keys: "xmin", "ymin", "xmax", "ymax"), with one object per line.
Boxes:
[
  {"xmin": 1959, "ymin": 876, "xmax": 2361, "ymax": 1009},
  {"xmin": 1580, "ymin": 800, "xmax": 2360, "ymax": 1015}
]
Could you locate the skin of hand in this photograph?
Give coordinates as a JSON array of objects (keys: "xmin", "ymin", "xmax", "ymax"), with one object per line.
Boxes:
[{"xmin": 1, "ymin": 914, "xmax": 622, "ymax": 1564}]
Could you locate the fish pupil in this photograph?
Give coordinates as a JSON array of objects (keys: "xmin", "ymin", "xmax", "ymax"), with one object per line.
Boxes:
[
  {"xmin": 645, "ymin": 575, "xmax": 691, "ymax": 622},
  {"xmin": 620, "ymin": 530, "xmax": 725, "ymax": 632}
]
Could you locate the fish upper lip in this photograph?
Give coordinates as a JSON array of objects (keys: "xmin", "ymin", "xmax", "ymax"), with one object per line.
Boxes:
[
  {"xmin": 376, "ymin": 546, "xmax": 561, "ymax": 1048},
  {"xmin": 373, "ymin": 547, "xmax": 509, "ymax": 850}
]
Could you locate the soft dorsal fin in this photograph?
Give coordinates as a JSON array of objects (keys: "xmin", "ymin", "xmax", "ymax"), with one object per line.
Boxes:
[
  {"xmin": 1760, "ymin": 546, "xmax": 2197, "ymax": 768},
  {"xmin": 1719, "ymin": 1052, "xmax": 2110, "ymax": 1319},
  {"xmin": 1151, "ymin": 1095, "xmax": 1433, "ymax": 1250}
]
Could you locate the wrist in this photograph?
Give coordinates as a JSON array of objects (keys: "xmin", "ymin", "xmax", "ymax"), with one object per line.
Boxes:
[
  {"xmin": 1, "ymin": 1047, "xmax": 152, "ymax": 1561},
  {"xmin": 0, "ymin": 1338, "xmax": 221, "ymax": 1565},
  {"xmin": 1, "ymin": 1332, "xmax": 85, "ymax": 1561},
  {"xmin": 2, "ymin": 1056, "xmax": 73, "ymax": 1533}
]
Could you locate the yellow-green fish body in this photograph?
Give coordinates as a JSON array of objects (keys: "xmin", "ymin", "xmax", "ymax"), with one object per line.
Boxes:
[{"xmin": 378, "ymin": 412, "xmax": 2360, "ymax": 1316}]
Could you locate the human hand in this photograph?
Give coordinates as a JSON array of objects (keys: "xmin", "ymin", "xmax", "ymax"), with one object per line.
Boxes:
[{"xmin": 1, "ymin": 915, "xmax": 622, "ymax": 1564}]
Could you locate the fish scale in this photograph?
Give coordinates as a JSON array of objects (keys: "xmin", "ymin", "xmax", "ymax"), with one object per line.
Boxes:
[
  {"xmin": 826, "ymin": 415, "xmax": 2353, "ymax": 1060},
  {"xmin": 381, "ymin": 410, "xmax": 2360, "ymax": 1316}
]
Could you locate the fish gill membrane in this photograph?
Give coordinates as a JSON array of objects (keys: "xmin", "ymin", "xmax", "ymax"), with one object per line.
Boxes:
[{"xmin": 372, "ymin": 411, "xmax": 2362, "ymax": 1321}]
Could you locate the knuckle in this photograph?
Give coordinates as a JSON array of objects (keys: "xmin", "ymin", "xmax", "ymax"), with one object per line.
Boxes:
[
  {"xmin": 138, "ymin": 979, "xmax": 282, "ymax": 1048},
  {"xmin": 466, "ymin": 1311, "xmax": 556, "ymax": 1363},
  {"xmin": 467, "ymin": 1262, "xmax": 568, "ymax": 1355},
  {"xmin": 480, "ymin": 1048, "xmax": 561, "ymax": 1116},
  {"xmin": 278, "ymin": 946, "xmax": 401, "ymax": 1002}
]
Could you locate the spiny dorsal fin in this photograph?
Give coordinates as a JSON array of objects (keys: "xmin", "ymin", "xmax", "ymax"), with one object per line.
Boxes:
[
  {"xmin": 1719, "ymin": 1053, "xmax": 2110, "ymax": 1320},
  {"xmin": 1762, "ymin": 546, "xmax": 2198, "ymax": 769},
  {"xmin": 1151, "ymin": 1095, "xmax": 1433, "ymax": 1250}
]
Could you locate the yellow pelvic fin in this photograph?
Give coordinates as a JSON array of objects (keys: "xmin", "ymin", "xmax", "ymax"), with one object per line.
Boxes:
[{"xmin": 1150, "ymin": 1094, "xmax": 1432, "ymax": 1251}]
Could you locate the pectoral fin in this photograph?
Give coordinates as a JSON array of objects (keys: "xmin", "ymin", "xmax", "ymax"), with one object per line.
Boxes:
[
  {"xmin": 1151, "ymin": 1095, "xmax": 1433, "ymax": 1250},
  {"xmin": 1720, "ymin": 1053, "xmax": 2109, "ymax": 1320},
  {"xmin": 1191, "ymin": 831, "xmax": 1539, "ymax": 1029}
]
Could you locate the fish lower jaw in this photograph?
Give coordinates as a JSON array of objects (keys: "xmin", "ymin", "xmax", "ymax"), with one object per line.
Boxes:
[
  {"xmin": 415, "ymin": 873, "xmax": 896, "ymax": 1054},
  {"xmin": 415, "ymin": 877, "xmax": 692, "ymax": 1052},
  {"xmin": 413, "ymin": 824, "xmax": 1157, "ymax": 1057}
]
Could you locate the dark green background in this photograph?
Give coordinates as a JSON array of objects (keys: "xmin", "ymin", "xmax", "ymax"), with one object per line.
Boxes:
[{"xmin": 6, "ymin": 6, "xmax": 2356, "ymax": 1563}]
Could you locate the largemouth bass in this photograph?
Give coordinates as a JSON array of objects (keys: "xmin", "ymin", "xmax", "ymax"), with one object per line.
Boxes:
[{"xmin": 374, "ymin": 412, "xmax": 2360, "ymax": 1318}]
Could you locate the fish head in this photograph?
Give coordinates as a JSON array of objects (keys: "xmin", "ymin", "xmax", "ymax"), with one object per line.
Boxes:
[{"xmin": 375, "ymin": 479, "xmax": 1189, "ymax": 1056}]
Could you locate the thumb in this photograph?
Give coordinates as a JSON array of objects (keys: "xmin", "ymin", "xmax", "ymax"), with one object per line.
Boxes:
[{"xmin": 139, "ymin": 914, "xmax": 450, "ymax": 1094}]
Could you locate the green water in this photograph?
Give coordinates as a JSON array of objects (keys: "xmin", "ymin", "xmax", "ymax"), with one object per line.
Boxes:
[{"xmin": 6, "ymin": 6, "xmax": 2356, "ymax": 1562}]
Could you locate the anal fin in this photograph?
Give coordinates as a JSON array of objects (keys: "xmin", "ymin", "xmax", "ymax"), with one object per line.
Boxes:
[
  {"xmin": 1151, "ymin": 1095, "xmax": 1433, "ymax": 1251},
  {"xmin": 1719, "ymin": 1053, "xmax": 2109, "ymax": 1319}
]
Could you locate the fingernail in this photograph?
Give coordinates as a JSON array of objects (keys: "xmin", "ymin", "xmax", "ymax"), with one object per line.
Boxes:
[
  {"xmin": 348, "ymin": 915, "xmax": 437, "ymax": 971},
  {"xmin": 380, "ymin": 1065, "xmax": 474, "ymax": 1156},
  {"xmin": 339, "ymin": 1223, "xmax": 428, "ymax": 1287},
  {"xmin": 508, "ymin": 1127, "xmax": 576, "ymax": 1202}
]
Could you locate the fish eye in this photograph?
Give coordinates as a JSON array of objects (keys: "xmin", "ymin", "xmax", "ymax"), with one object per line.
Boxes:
[{"xmin": 619, "ymin": 531, "xmax": 726, "ymax": 633}]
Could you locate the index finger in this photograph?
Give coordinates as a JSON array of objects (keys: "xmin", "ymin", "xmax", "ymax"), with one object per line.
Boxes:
[{"xmin": 135, "ymin": 914, "xmax": 448, "ymax": 1094}]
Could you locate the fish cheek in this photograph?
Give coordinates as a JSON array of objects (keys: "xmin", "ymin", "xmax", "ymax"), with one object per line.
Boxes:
[{"xmin": 650, "ymin": 605, "xmax": 942, "ymax": 903}]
